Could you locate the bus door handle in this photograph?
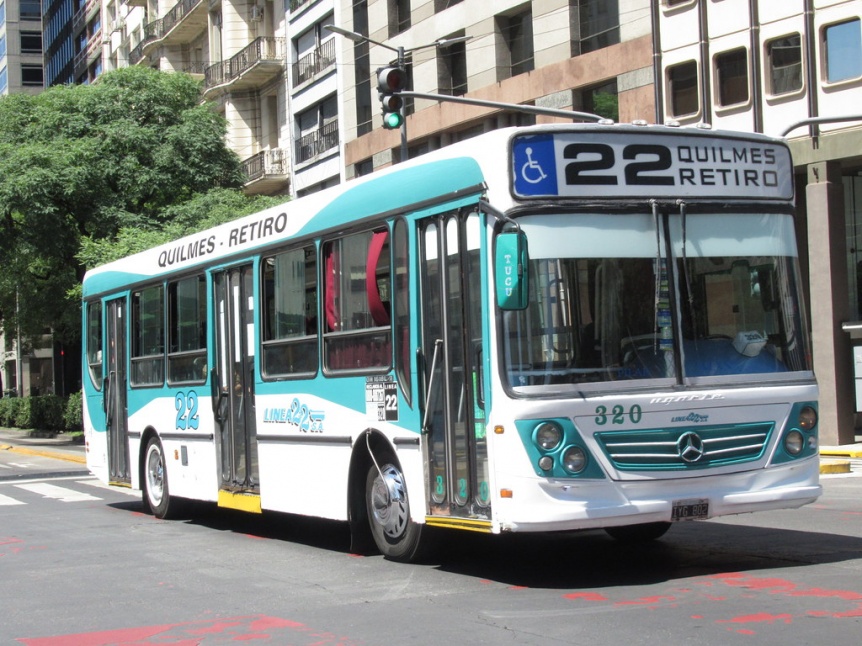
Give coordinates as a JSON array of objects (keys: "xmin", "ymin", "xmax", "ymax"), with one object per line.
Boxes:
[
  {"xmin": 474, "ymin": 344, "xmax": 485, "ymax": 409},
  {"xmin": 421, "ymin": 339, "xmax": 443, "ymax": 435},
  {"xmin": 104, "ymin": 372, "xmax": 115, "ymax": 428}
]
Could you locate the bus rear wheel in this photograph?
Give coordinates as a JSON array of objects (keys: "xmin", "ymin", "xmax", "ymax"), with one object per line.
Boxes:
[
  {"xmin": 143, "ymin": 437, "xmax": 175, "ymax": 519},
  {"xmin": 365, "ymin": 461, "xmax": 424, "ymax": 562},
  {"xmin": 605, "ymin": 522, "xmax": 671, "ymax": 543}
]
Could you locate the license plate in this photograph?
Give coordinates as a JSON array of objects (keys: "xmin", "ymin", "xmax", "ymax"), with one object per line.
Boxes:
[{"xmin": 671, "ymin": 499, "xmax": 709, "ymax": 521}]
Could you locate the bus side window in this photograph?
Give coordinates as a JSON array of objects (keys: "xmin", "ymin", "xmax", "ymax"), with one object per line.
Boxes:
[
  {"xmin": 323, "ymin": 229, "xmax": 392, "ymax": 372},
  {"xmin": 261, "ymin": 245, "xmax": 318, "ymax": 378}
]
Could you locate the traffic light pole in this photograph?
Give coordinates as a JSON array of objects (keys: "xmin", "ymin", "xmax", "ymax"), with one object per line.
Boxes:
[
  {"xmin": 397, "ymin": 46, "xmax": 407, "ymax": 164},
  {"xmin": 399, "ymin": 91, "xmax": 604, "ymax": 123}
]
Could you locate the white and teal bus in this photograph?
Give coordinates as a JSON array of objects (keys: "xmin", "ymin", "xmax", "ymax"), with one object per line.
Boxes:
[{"xmin": 82, "ymin": 123, "xmax": 820, "ymax": 561}]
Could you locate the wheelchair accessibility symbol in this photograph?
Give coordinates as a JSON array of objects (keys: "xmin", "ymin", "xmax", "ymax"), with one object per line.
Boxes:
[
  {"xmin": 521, "ymin": 147, "xmax": 547, "ymax": 184},
  {"xmin": 513, "ymin": 135, "xmax": 556, "ymax": 196}
]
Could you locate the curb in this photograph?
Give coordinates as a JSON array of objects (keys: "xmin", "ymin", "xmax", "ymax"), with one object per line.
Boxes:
[
  {"xmin": 820, "ymin": 448, "xmax": 862, "ymax": 459},
  {"xmin": 0, "ymin": 444, "xmax": 87, "ymax": 465},
  {"xmin": 820, "ymin": 458, "xmax": 851, "ymax": 474}
]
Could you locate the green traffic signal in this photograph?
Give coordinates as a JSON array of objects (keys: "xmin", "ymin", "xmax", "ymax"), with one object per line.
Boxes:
[{"xmin": 383, "ymin": 111, "xmax": 404, "ymax": 129}]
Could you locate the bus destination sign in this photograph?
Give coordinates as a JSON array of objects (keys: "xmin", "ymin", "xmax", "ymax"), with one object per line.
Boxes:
[{"xmin": 511, "ymin": 131, "xmax": 793, "ymax": 201}]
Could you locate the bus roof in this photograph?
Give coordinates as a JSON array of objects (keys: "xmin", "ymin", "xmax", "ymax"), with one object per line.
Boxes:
[{"xmin": 82, "ymin": 123, "xmax": 792, "ymax": 299}]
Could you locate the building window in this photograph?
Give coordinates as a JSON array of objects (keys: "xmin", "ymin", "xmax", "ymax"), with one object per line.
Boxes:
[
  {"xmin": 21, "ymin": 65, "xmax": 44, "ymax": 87},
  {"xmin": 715, "ymin": 47, "xmax": 749, "ymax": 107},
  {"xmin": 296, "ymin": 97, "xmax": 339, "ymax": 164},
  {"xmin": 499, "ymin": 8, "xmax": 534, "ymax": 79},
  {"xmin": 578, "ymin": 79, "xmax": 619, "ymax": 122},
  {"xmin": 20, "ymin": 0, "xmax": 41, "ymax": 20},
  {"xmin": 766, "ymin": 34, "xmax": 802, "ymax": 96},
  {"xmin": 20, "ymin": 32, "xmax": 43, "ymax": 55},
  {"xmin": 667, "ymin": 60, "xmax": 699, "ymax": 118},
  {"xmin": 435, "ymin": 0, "xmax": 463, "ymax": 11},
  {"xmin": 388, "ymin": 0, "xmax": 410, "ymax": 37},
  {"xmin": 578, "ymin": 0, "xmax": 620, "ymax": 54},
  {"xmin": 438, "ymin": 38, "xmax": 467, "ymax": 96},
  {"xmin": 824, "ymin": 18, "xmax": 862, "ymax": 84}
]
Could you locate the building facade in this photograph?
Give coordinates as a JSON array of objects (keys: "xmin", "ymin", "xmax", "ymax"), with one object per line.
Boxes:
[
  {"xmin": 656, "ymin": 0, "xmax": 862, "ymax": 445},
  {"xmin": 336, "ymin": 0, "xmax": 656, "ymax": 176},
  {"xmin": 1, "ymin": 0, "xmax": 44, "ymax": 94}
]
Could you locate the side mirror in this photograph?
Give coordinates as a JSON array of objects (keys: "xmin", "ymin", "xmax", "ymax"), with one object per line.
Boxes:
[{"xmin": 495, "ymin": 229, "xmax": 529, "ymax": 310}]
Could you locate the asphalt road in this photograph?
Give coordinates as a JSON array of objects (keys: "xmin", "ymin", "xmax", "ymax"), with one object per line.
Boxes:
[{"xmin": 2, "ymin": 446, "xmax": 862, "ymax": 645}]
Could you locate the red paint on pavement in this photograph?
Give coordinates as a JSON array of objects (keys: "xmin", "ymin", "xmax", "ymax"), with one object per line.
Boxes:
[
  {"xmin": 17, "ymin": 615, "xmax": 363, "ymax": 646},
  {"xmin": 562, "ymin": 592, "xmax": 609, "ymax": 602}
]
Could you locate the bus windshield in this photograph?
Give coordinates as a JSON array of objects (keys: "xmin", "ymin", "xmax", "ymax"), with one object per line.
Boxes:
[{"xmin": 502, "ymin": 210, "xmax": 812, "ymax": 393}]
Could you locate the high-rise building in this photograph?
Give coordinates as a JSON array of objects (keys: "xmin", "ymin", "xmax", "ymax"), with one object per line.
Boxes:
[{"xmin": 1, "ymin": 0, "xmax": 44, "ymax": 94}]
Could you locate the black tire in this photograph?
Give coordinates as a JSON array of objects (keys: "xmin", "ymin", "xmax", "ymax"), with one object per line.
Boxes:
[
  {"xmin": 605, "ymin": 522, "xmax": 672, "ymax": 543},
  {"xmin": 142, "ymin": 437, "xmax": 176, "ymax": 519},
  {"xmin": 365, "ymin": 461, "xmax": 424, "ymax": 562}
]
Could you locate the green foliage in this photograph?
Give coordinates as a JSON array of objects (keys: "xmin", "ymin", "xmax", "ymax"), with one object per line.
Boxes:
[
  {"xmin": 0, "ymin": 67, "xmax": 249, "ymax": 346},
  {"xmin": 77, "ymin": 189, "xmax": 289, "ymax": 269},
  {"xmin": 0, "ymin": 397, "xmax": 23, "ymax": 427},
  {"xmin": 592, "ymin": 92, "xmax": 619, "ymax": 123},
  {"xmin": 0, "ymin": 395, "xmax": 70, "ymax": 431},
  {"xmin": 64, "ymin": 391, "xmax": 83, "ymax": 432}
]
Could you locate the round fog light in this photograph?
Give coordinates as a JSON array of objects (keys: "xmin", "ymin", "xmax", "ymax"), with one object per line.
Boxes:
[
  {"xmin": 562, "ymin": 446, "xmax": 587, "ymax": 474},
  {"xmin": 535, "ymin": 422, "xmax": 562, "ymax": 451},
  {"xmin": 538, "ymin": 456, "xmax": 553, "ymax": 471},
  {"xmin": 785, "ymin": 430, "xmax": 804, "ymax": 455}
]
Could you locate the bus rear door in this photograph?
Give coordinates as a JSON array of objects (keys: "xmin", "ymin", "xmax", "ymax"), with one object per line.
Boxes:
[{"xmin": 105, "ymin": 297, "xmax": 131, "ymax": 485}]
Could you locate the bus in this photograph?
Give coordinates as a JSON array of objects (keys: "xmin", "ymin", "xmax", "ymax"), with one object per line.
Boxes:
[{"xmin": 82, "ymin": 123, "xmax": 820, "ymax": 561}]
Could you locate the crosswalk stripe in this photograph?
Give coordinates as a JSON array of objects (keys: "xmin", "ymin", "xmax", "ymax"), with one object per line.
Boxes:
[
  {"xmin": 78, "ymin": 479, "xmax": 141, "ymax": 497},
  {"xmin": 0, "ymin": 492, "xmax": 26, "ymax": 506},
  {"xmin": 14, "ymin": 482, "xmax": 102, "ymax": 502}
]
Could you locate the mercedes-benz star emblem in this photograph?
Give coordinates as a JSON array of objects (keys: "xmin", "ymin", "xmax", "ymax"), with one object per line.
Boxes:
[{"xmin": 677, "ymin": 431, "xmax": 705, "ymax": 463}]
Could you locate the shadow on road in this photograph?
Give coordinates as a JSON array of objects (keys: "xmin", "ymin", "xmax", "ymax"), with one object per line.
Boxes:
[{"xmin": 107, "ymin": 498, "xmax": 862, "ymax": 590}]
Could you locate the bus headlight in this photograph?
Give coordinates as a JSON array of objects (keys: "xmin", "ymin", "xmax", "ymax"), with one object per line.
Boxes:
[
  {"xmin": 535, "ymin": 422, "xmax": 563, "ymax": 451},
  {"xmin": 798, "ymin": 406, "xmax": 817, "ymax": 431},
  {"xmin": 562, "ymin": 446, "xmax": 587, "ymax": 474},
  {"xmin": 784, "ymin": 430, "xmax": 805, "ymax": 456},
  {"xmin": 538, "ymin": 456, "xmax": 554, "ymax": 471}
]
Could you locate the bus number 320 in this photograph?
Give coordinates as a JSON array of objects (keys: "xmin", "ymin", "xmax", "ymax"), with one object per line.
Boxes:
[{"xmin": 595, "ymin": 404, "xmax": 643, "ymax": 425}]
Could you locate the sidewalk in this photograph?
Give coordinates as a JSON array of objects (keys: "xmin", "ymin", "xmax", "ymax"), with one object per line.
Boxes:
[{"xmin": 0, "ymin": 428, "xmax": 87, "ymax": 465}]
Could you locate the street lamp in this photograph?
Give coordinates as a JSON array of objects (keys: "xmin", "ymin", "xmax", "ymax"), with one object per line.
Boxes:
[{"xmin": 326, "ymin": 24, "xmax": 471, "ymax": 163}]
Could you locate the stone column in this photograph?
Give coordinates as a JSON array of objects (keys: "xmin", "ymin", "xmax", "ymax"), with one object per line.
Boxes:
[{"xmin": 806, "ymin": 160, "xmax": 855, "ymax": 445}]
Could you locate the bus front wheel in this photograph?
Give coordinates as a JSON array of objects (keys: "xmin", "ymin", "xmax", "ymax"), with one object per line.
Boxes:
[
  {"xmin": 365, "ymin": 461, "xmax": 424, "ymax": 562},
  {"xmin": 143, "ymin": 437, "xmax": 174, "ymax": 519}
]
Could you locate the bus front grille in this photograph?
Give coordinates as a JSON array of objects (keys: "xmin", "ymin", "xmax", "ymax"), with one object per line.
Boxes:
[{"xmin": 594, "ymin": 423, "xmax": 775, "ymax": 471}]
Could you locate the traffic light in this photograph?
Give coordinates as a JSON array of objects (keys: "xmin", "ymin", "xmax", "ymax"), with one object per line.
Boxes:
[{"xmin": 377, "ymin": 66, "xmax": 407, "ymax": 130}]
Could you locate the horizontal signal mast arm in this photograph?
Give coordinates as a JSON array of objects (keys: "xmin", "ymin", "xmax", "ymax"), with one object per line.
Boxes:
[{"xmin": 399, "ymin": 91, "xmax": 603, "ymax": 123}]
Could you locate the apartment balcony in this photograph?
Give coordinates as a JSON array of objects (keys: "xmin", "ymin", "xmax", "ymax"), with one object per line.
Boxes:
[
  {"xmin": 130, "ymin": 0, "xmax": 207, "ymax": 66},
  {"xmin": 242, "ymin": 149, "xmax": 290, "ymax": 195},
  {"xmin": 204, "ymin": 38, "xmax": 286, "ymax": 100},
  {"xmin": 72, "ymin": 0, "xmax": 100, "ymax": 36},
  {"xmin": 73, "ymin": 28, "xmax": 103, "ymax": 78},
  {"xmin": 292, "ymin": 38, "xmax": 335, "ymax": 87},
  {"xmin": 295, "ymin": 121, "xmax": 338, "ymax": 165}
]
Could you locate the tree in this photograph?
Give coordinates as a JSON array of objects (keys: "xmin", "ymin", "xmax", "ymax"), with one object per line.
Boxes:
[{"xmin": 0, "ymin": 67, "xmax": 266, "ymax": 347}]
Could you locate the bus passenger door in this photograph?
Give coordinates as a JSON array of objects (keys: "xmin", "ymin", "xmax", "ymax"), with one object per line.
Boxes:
[
  {"xmin": 419, "ymin": 211, "xmax": 490, "ymax": 522},
  {"xmin": 212, "ymin": 265, "xmax": 260, "ymax": 496},
  {"xmin": 105, "ymin": 298, "xmax": 131, "ymax": 485}
]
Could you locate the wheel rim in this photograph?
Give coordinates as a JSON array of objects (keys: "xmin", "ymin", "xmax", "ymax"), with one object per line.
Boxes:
[
  {"xmin": 146, "ymin": 444, "xmax": 165, "ymax": 507},
  {"xmin": 370, "ymin": 464, "xmax": 408, "ymax": 539}
]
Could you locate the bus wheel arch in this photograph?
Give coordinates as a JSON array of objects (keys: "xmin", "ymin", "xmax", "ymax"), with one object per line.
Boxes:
[{"xmin": 349, "ymin": 429, "xmax": 425, "ymax": 561}]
